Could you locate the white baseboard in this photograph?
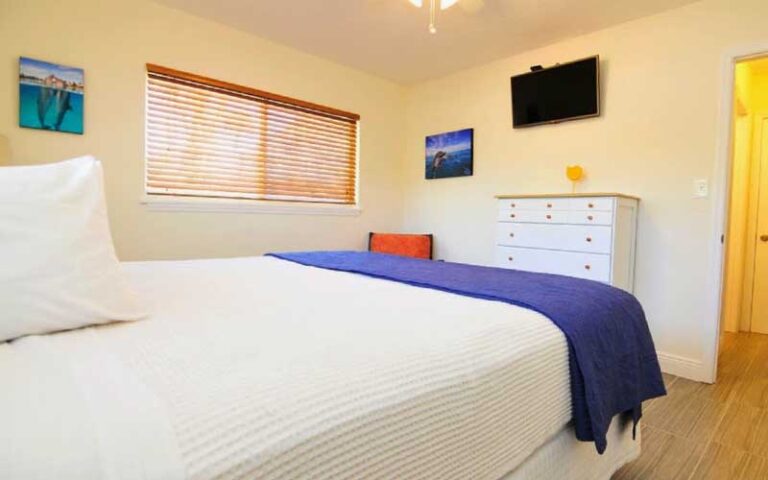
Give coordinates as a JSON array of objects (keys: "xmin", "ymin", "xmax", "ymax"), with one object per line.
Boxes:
[{"xmin": 656, "ymin": 351, "xmax": 710, "ymax": 383}]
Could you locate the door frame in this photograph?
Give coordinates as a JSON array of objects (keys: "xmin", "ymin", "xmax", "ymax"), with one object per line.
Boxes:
[{"xmin": 709, "ymin": 44, "xmax": 768, "ymax": 383}]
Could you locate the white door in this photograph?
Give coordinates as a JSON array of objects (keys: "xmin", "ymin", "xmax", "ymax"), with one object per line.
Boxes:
[{"xmin": 751, "ymin": 119, "xmax": 768, "ymax": 333}]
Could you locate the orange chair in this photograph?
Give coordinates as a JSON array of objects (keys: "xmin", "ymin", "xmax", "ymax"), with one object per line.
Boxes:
[{"xmin": 368, "ymin": 232, "xmax": 433, "ymax": 260}]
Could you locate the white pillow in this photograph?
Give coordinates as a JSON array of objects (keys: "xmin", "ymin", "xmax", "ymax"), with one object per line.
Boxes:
[{"xmin": 0, "ymin": 156, "xmax": 146, "ymax": 342}]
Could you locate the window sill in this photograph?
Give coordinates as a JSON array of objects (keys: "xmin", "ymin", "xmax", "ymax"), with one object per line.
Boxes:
[{"xmin": 141, "ymin": 195, "xmax": 362, "ymax": 216}]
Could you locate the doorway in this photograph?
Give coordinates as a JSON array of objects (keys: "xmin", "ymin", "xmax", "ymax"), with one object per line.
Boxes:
[{"xmin": 720, "ymin": 56, "xmax": 768, "ymax": 351}]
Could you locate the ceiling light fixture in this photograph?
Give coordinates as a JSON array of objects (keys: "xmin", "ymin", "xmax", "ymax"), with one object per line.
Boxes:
[{"xmin": 409, "ymin": 0, "xmax": 459, "ymax": 34}]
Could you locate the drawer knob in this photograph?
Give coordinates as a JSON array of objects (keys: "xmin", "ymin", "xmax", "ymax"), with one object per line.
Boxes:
[
  {"xmin": 509, "ymin": 233, "xmax": 515, "ymax": 237},
  {"xmin": 510, "ymin": 213, "xmax": 516, "ymax": 218},
  {"xmin": 546, "ymin": 214, "xmax": 552, "ymax": 220},
  {"xmin": 584, "ymin": 265, "xmax": 591, "ymax": 270},
  {"xmin": 508, "ymin": 256, "xmax": 514, "ymax": 262},
  {"xmin": 587, "ymin": 215, "xmax": 594, "ymax": 221},
  {"xmin": 588, "ymin": 203, "xmax": 594, "ymax": 208},
  {"xmin": 511, "ymin": 203, "xmax": 516, "ymax": 208},
  {"xmin": 546, "ymin": 203, "xmax": 553, "ymax": 208},
  {"xmin": 586, "ymin": 237, "xmax": 593, "ymax": 242}
]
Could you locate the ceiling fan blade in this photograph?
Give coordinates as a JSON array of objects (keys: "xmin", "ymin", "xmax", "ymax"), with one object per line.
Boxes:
[{"xmin": 458, "ymin": 0, "xmax": 485, "ymax": 13}]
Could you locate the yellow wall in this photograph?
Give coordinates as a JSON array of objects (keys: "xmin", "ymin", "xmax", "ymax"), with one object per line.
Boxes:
[
  {"xmin": 401, "ymin": 0, "xmax": 768, "ymax": 369},
  {"xmin": 722, "ymin": 62, "xmax": 753, "ymax": 333},
  {"xmin": 722, "ymin": 59, "xmax": 768, "ymax": 333},
  {"xmin": 738, "ymin": 66, "xmax": 768, "ymax": 332},
  {"xmin": 0, "ymin": 0, "xmax": 406, "ymax": 261}
]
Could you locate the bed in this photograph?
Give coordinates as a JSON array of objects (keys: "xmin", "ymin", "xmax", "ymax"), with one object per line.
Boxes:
[{"xmin": 1, "ymin": 255, "xmax": 646, "ymax": 479}]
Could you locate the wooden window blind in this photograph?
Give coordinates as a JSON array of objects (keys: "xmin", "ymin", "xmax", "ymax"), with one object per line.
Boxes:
[{"xmin": 145, "ymin": 64, "xmax": 359, "ymax": 205}]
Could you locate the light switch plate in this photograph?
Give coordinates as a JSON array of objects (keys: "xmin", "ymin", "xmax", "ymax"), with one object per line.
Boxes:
[{"xmin": 694, "ymin": 179, "xmax": 709, "ymax": 198}]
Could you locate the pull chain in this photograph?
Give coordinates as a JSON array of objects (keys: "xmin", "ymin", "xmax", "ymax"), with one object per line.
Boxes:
[{"xmin": 429, "ymin": 0, "xmax": 437, "ymax": 33}]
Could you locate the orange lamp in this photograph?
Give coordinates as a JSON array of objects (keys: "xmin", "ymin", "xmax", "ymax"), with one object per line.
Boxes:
[{"xmin": 566, "ymin": 165, "xmax": 584, "ymax": 193}]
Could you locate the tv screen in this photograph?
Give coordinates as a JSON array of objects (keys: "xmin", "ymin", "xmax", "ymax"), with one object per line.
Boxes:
[{"xmin": 511, "ymin": 56, "xmax": 600, "ymax": 128}]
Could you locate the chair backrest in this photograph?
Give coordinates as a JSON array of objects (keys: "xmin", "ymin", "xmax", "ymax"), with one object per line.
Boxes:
[{"xmin": 368, "ymin": 232, "xmax": 433, "ymax": 260}]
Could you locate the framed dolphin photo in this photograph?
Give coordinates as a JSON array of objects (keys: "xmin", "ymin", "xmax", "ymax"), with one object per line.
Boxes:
[
  {"xmin": 425, "ymin": 128, "xmax": 473, "ymax": 179},
  {"xmin": 19, "ymin": 57, "xmax": 84, "ymax": 134}
]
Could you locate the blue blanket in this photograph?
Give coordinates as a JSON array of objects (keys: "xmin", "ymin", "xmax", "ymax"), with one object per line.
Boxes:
[{"xmin": 267, "ymin": 251, "xmax": 666, "ymax": 453}]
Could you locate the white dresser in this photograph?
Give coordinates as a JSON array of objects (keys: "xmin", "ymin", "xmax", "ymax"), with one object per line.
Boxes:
[{"xmin": 494, "ymin": 193, "xmax": 639, "ymax": 292}]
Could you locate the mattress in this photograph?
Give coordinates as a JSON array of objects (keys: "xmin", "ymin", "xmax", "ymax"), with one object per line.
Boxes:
[{"xmin": 0, "ymin": 256, "xmax": 636, "ymax": 479}]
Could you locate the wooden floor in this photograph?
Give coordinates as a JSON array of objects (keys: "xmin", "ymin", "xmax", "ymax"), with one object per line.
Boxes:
[{"xmin": 613, "ymin": 332, "xmax": 768, "ymax": 479}]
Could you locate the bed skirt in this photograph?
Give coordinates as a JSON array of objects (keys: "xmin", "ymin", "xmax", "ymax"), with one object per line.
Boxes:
[{"xmin": 501, "ymin": 416, "xmax": 641, "ymax": 480}]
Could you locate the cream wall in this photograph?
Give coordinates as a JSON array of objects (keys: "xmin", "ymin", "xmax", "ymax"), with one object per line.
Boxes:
[
  {"xmin": 4, "ymin": 0, "xmax": 768, "ymax": 381},
  {"xmin": 0, "ymin": 134, "xmax": 8, "ymax": 164},
  {"xmin": 0, "ymin": 0, "xmax": 406, "ymax": 260},
  {"xmin": 401, "ymin": 0, "xmax": 768, "ymax": 378}
]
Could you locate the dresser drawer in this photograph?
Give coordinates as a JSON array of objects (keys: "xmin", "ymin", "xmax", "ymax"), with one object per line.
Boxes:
[
  {"xmin": 495, "ymin": 246, "xmax": 611, "ymax": 283},
  {"xmin": 498, "ymin": 198, "xmax": 570, "ymax": 211},
  {"xmin": 498, "ymin": 196, "xmax": 615, "ymax": 213},
  {"xmin": 567, "ymin": 210, "xmax": 613, "ymax": 226},
  {"xmin": 497, "ymin": 209, "xmax": 571, "ymax": 224},
  {"xmin": 500, "ymin": 208, "xmax": 613, "ymax": 225},
  {"xmin": 569, "ymin": 196, "xmax": 614, "ymax": 212},
  {"xmin": 496, "ymin": 223, "xmax": 613, "ymax": 254}
]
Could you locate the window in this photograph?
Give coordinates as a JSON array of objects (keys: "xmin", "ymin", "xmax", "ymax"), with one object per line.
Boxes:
[{"xmin": 145, "ymin": 64, "xmax": 359, "ymax": 206}]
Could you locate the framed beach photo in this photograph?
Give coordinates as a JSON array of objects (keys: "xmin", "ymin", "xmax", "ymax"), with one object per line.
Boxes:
[
  {"xmin": 19, "ymin": 57, "xmax": 84, "ymax": 134},
  {"xmin": 425, "ymin": 128, "xmax": 473, "ymax": 179}
]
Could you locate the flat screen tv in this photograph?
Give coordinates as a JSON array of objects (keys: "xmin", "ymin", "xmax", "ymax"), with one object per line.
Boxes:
[{"xmin": 511, "ymin": 56, "xmax": 600, "ymax": 128}]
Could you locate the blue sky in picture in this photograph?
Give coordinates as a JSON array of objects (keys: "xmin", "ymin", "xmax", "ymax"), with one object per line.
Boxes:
[
  {"xmin": 426, "ymin": 128, "xmax": 472, "ymax": 156},
  {"xmin": 19, "ymin": 57, "xmax": 84, "ymax": 85}
]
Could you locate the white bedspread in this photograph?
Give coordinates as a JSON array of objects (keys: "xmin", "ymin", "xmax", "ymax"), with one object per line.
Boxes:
[{"xmin": 0, "ymin": 256, "xmax": 574, "ymax": 479}]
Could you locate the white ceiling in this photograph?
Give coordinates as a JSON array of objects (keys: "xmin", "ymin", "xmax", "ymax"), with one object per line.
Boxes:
[{"xmin": 156, "ymin": 0, "xmax": 699, "ymax": 84}]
